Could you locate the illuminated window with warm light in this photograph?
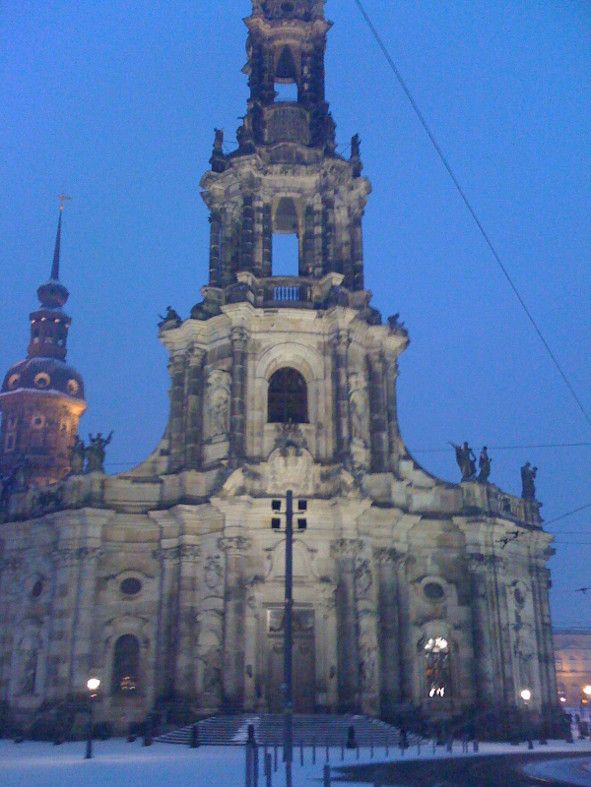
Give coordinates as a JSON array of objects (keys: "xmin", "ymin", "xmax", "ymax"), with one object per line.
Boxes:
[
  {"xmin": 112, "ymin": 634, "xmax": 140, "ymax": 696},
  {"xmin": 424, "ymin": 636, "xmax": 451, "ymax": 699}
]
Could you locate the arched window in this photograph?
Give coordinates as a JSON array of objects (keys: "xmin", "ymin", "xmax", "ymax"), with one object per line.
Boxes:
[
  {"xmin": 268, "ymin": 368, "xmax": 308, "ymax": 424},
  {"xmin": 423, "ymin": 636, "xmax": 451, "ymax": 699},
  {"xmin": 112, "ymin": 634, "xmax": 140, "ymax": 695}
]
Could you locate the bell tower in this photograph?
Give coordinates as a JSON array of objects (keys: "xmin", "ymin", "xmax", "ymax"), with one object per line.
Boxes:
[
  {"xmin": 197, "ymin": 0, "xmax": 372, "ymax": 310},
  {"xmin": 0, "ymin": 202, "xmax": 87, "ymax": 487}
]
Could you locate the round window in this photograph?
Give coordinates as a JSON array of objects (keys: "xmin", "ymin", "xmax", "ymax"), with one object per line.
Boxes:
[
  {"xmin": 31, "ymin": 414, "xmax": 45, "ymax": 429},
  {"xmin": 7, "ymin": 373, "xmax": 20, "ymax": 390},
  {"xmin": 120, "ymin": 577, "xmax": 142, "ymax": 596},
  {"xmin": 424, "ymin": 582, "xmax": 445, "ymax": 601},
  {"xmin": 34, "ymin": 372, "xmax": 50, "ymax": 389},
  {"xmin": 67, "ymin": 379, "xmax": 79, "ymax": 396},
  {"xmin": 31, "ymin": 579, "xmax": 44, "ymax": 598}
]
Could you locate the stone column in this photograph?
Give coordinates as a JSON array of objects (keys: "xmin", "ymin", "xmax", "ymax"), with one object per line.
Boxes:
[
  {"xmin": 240, "ymin": 193, "xmax": 255, "ymax": 272},
  {"xmin": 367, "ymin": 350, "xmax": 388, "ymax": 472},
  {"xmin": 221, "ymin": 209, "xmax": 236, "ymax": 287},
  {"xmin": 69, "ymin": 546, "xmax": 103, "ymax": 691},
  {"xmin": 331, "ymin": 331, "xmax": 350, "ymax": 462},
  {"xmin": 302, "ymin": 205, "xmax": 315, "ymax": 277},
  {"xmin": 530, "ymin": 562, "xmax": 556, "ymax": 719},
  {"xmin": 185, "ymin": 346, "xmax": 205, "ymax": 469},
  {"xmin": 317, "ymin": 583, "xmax": 338, "ymax": 711},
  {"xmin": 262, "ymin": 203, "xmax": 273, "ymax": 277},
  {"xmin": 168, "ymin": 350, "xmax": 186, "ymax": 472},
  {"xmin": 174, "ymin": 544, "xmax": 201, "ymax": 697},
  {"xmin": 351, "ymin": 212, "xmax": 364, "ymax": 290},
  {"xmin": 153, "ymin": 546, "xmax": 181, "ymax": 698},
  {"xmin": 354, "ymin": 554, "xmax": 380, "ymax": 715},
  {"xmin": 467, "ymin": 553, "xmax": 499, "ymax": 710},
  {"xmin": 44, "ymin": 547, "xmax": 83, "ymax": 698},
  {"xmin": 229, "ymin": 328, "xmax": 248, "ymax": 462},
  {"xmin": 313, "ymin": 202, "xmax": 323, "ymax": 278},
  {"xmin": 322, "ymin": 197, "xmax": 335, "ymax": 275},
  {"xmin": 253, "ymin": 198, "xmax": 264, "ymax": 278},
  {"xmin": 395, "ymin": 554, "xmax": 414, "ymax": 704},
  {"xmin": 331, "ymin": 539, "xmax": 362, "ymax": 712},
  {"xmin": 490, "ymin": 555, "xmax": 516, "ymax": 707},
  {"xmin": 0, "ymin": 555, "xmax": 22, "ymax": 701},
  {"xmin": 209, "ymin": 209, "xmax": 222, "ymax": 286},
  {"xmin": 383, "ymin": 356, "xmax": 401, "ymax": 473},
  {"xmin": 244, "ymin": 583, "xmax": 263, "ymax": 711},
  {"xmin": 219, "ymin": 536, "xmax": 250, "ymax": 709},
  {"xmin": 375, "ymin": 548, "xmax": 402, "ymax": 714}
]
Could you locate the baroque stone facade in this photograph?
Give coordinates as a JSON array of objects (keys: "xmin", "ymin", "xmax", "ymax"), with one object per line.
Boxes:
[{"xmin": 0, "ymin": 0, "xmax": 558, "ymax": 734}]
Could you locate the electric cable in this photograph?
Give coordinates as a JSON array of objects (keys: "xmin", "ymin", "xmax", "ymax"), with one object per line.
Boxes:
[{"xmin": 353, "ymin": 0, "xmax": 591, "ymax": 431}]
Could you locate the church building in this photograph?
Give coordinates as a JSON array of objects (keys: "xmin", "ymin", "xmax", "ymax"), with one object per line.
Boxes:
[{"xmin": 0, "ymin": 0, "xmax": 558, "ymax": 736}]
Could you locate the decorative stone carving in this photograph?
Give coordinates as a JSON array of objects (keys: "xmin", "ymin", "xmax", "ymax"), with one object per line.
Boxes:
[
  {"xmin": 207, "ymin": 369, "xmax": 231, "ymax": 439},
  {"xmin": 217, "ymin": 536, "xmax": 251, "ymax": 554},
  {"xmin": 354, "ymin": 558, "xmax": 373, "ymax": 598},
  {"xmin": 204, "ymin": 555, "xmax": 223, "ymax": 589},
  {"xmin": 268, "ymin": 446, "xmax": 314, "ymax": 496},
  {"xmin": 330, "ymin": 538, "xmax": 363, "ymax": 560}
]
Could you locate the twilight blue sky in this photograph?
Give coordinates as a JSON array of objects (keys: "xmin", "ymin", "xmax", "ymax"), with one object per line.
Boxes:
[{"xmin": 1, "ymin": 1, "xmax": 590, "ymax": 627}]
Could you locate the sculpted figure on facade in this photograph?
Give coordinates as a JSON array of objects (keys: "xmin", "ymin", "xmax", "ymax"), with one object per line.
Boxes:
[
  {"xmin": 204, "ymin": 555, "xmax": 223, "ymax": 591},
  {"xmin": 207, "ymin": 370, "xmax": 231, "ymax": 439},
  {"xmin": 451, "ymin": 441, "xmax": 476, "ymax": 481},
  {"xmin": 86, "ymin": 431, "xmax": 113, "ymax": 473}
]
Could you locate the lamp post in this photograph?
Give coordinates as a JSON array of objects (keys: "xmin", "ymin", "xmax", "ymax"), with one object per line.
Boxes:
[
  {"xmin": 271, "ymin": 490, "xmax": 307, "ymax": 787},
  {"xmin": 85, "ymin": 677, "xmax": 101, "ymax": 760},
  {"xmin": 583, "ymin": 685, "xmax": 591, "ymax": 719},
  {"xmin": 520, "ymin": 689, "xmax": 533, "ymax": 750}
]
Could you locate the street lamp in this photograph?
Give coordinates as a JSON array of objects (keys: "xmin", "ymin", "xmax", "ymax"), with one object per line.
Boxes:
[
  {"xmin": 85, "ymin": 677, "xmax": 101, "ymax": 760},
  {"xmin": 270, "ymin": 490, "xmax": 307, "ymax": 787},
  {"xmin": 520, "ymin": 689, "xmax": 533, "ymax": 750}
]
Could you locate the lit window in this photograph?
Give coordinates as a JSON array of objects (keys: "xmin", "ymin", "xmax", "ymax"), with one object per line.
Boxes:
[
  {"xmin": 424, "ymin": 636, "xmax": 451, "ymax": 699},
  {"xmin": 112, "ymin": 634, "xmax": 140, "ymax": 695}
]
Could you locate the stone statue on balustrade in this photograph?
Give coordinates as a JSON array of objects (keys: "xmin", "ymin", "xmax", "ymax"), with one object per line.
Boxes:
[
  {"xmin": 478, "ymin": 446, "xmax": 492, "ymax": 484},
  {"xmin": 451, "ymin": 441, "xmax": 477, "ymax": 481},
  {"xmin": 521, "ymin": 462, "xmax": 538, "ymax": 500},
  {"xmin": 86, "ymin": 431, "xmax": 114, "ymax": 473},
  {"xmin": 158, "ymin": 306, "xmax": 181, "ymax": 330}
]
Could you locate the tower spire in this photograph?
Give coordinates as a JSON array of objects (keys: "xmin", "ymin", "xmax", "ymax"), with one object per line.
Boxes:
[{"xmin": 51, "ymin": 194, "xmax": 71, "ymax": 280}]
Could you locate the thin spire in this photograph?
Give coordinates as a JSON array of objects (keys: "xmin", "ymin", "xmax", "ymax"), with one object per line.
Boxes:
[{"xmin": 51, "ymin": 194, "xmax": 71, "ymax": 280}]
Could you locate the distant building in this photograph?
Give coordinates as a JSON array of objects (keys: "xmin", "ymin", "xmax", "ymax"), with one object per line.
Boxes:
[
  {"xmin": 554, "ymin": 628, "xmax": 591, "ymax": 710},
  {"xmin": 0, "ymin": 0, "xmax": 560, "ymax": 736}
]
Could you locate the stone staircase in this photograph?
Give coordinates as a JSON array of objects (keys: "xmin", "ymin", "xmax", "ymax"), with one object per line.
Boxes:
[{"xmin": 156, "ymin": 713, "xmax": 407, "ymax": 747}]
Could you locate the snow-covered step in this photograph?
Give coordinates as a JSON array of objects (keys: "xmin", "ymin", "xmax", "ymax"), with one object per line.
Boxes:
[{"xmin": 155, "ymin": 714, "xmax": 409, "ymax": 747}]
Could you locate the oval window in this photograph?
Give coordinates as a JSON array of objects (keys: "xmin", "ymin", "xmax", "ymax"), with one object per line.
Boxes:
[
  {"xmin": 34, "ymin": 372, "xmax": 50, "ymax": 389},
  {"xmin": 67, "ymin": 379, "xmax": 79, "ymax": 396},
  {"xmin": 7, "ymin": 374, "xmax": 20, "ymax": 390},
  {"xmin": 120, "ymin": 577, "xmax": 142, "ymax": 596},
  {"xmin": 424, "ymin": 582, "xmax": 445, "ymax": 601},
  {"xmin": 31, "ymin": 579, "xmax": 44, "ymax": 598},
  {"xmin": 31, "ymin": 414, "xmax": 45, "ymax": 429}
]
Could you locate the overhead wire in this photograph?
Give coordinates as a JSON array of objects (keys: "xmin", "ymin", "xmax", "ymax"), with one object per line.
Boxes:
[{"xmin": 353, "ymin": 0, "xmax": 591, "ymax": 431}]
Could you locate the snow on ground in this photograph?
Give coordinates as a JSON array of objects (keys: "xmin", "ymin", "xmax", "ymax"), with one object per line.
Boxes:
[
  {"xmin": 523, "ymin": 755, "xmax": 591, "ymax": 786},
  {"xmin": 0, "ymin": 738, "xmax": 590, "ymax": 786}
]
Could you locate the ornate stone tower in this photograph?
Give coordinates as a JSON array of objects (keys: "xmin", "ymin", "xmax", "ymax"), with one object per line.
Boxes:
[{"xmin": 0, "ymin": 206, "xmax": 86, "ymax": 487}]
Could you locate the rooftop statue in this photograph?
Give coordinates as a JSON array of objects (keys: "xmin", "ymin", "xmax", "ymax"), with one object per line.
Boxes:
[{"xmin": 451, "ymin": 441, "xmax": 477, "ymax": 482}]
